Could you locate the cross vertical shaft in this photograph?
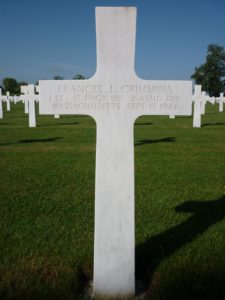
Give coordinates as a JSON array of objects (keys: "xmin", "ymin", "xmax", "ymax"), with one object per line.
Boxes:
[
  {"xmin": 94, "ymin": 117, "xmax": 135, "ymax": 297},
  {"xmin": 93, "ymin": 8, "xmax": 137, "ymax": 297}
]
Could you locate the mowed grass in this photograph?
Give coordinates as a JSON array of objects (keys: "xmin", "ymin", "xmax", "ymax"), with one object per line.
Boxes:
[{"xmin": 0, "ymin": 102, "xmax": 225, "ymax": 300}]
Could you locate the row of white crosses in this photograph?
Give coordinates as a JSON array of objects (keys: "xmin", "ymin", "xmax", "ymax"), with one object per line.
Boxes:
[
  {"xmin": 0, "ymin": 85, "xmax": 60, "ymax": 126},
  {"xmin": 1, "ymin": 85, "xmax": 222, "ymax": 131},
  {"xmin": 0, "ymin": 89, "xmax": 14, "ymax": 118},
  {"xmin": 192, "ymin": 85, "xmax": 224, "ymax": 128},
  {"xmin": 217, "ymin": 93, "xmax": 225, "ymax": 112},
  {"xmin": 171, "ymin": 89, "xmax": 223, "ymax": 121},
  {"xmin": 0, "ymin": 85, "xmax": 38, "ymax": 125}
]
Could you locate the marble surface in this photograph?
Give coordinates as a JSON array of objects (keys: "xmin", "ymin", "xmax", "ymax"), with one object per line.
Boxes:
[
  {"xmin": 39, "ymin": 7, "xmax": 192, "ymax": 298},
  {"xmin": 193, "ymin": 85, "xmax": 203, "ymax": 128},
  {"xmin": 6, "ymin": 92, "xmax": 11, "ymax": 111},
  {"xmin": 218, "ymin": 93, "xmax": 225, "ymax": 112},
  {"xmin": 21, "ymin": 86, "xmax": 29, "ymax": 114},
  {"xmin": 21, "ymin": 84, "xmax": 37, "ymax": 127}
]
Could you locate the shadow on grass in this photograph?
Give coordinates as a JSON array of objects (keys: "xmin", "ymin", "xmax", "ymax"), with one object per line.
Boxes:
[
  {"xmin": 202, "ymin": 122, "xmax": 225, "ymax": 127},
  {"xmin": 20, "ymin": 137, "xmax": 64, "ymax": 143},
  {"xmin": 135, "ymin": 122, "xmax": 153, "ymax": 126},
  {"xmin": 39, "ymin": 122, "xmax": 80, "ymax": 127},
  {"xmin": 0, "ymin": 137, "xmax": 63, "ymax": 145},
  {"xmin": 135, "ymin": 137, "xmax": 176, "ymax": 146},
  {"xmin": 136, "ymin": 195, "xmax": 225, "ymax": 295}
]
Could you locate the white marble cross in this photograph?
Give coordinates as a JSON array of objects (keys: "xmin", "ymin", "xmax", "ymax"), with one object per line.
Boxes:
[
  {"xmin": 192, "ymin": 85, "xmax": 204, "ymax": 128},
  {"xmin": 201, "ymin": 91, "xmax": 207, "ymax": 114},
  {"xmin": 13, "ymin": 96, "xmax": 19, "ymax": 104},
  {"xmin": 13, "ymin": 95, "xmax": 24, "ymax": 104},
  {"xmin": 39, "ymin": 7, "xmax": 192, "ymax": 298},
  {"xmin": 217, "ymin": 93, "xmax": 225, "ymax": 112},
  {"xmin": 21, "ymin": 84, "xmax": 38, "ymax": 127},
  {"xmin": 21, "ymin": 86, "xmax": 29, "ymax": 114},
  {"xmin": 1, "ymin": 91, "xmax": 11, "ymax": 112},
  {"xmin": 208, "ymin": 95, "xmax": 215, "ymax": 105},
  {"xmin": 17, "ymin": 95, "xmax": 26, "ymax": 104},
  {"xmin": 5, "ymin": 92, "xmax": 11, "ymax": 111},
  {"xmin": 0, "ymin": 88, "xmax": 3, "ymax": 119}
]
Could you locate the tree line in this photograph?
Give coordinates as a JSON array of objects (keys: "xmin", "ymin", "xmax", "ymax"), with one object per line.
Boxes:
[
  {"xmin": 191, "ymin": 44, "xmax": 225, "ymax": 96},
  {"xmin": 0, "ymin": 74, "xmax": 87, "ymax": 95},
  {"xmin": 1, "ymin": 44, "xmax": 225, "ymax": 96},
  {"xmin": 0, "ymin": 78, "xmax": 28, "ymax": 95}
]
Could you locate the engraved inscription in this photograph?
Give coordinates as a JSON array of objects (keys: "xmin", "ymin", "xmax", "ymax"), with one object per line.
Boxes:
[{"xmin": 46, "ymin": 83, "xmax": 185, "ymax": 114}]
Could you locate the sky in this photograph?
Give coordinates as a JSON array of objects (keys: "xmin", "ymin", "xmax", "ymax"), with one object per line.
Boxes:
[{"xmin": 0, "ymin": 0, "xmax": 225, "ymax": 84}]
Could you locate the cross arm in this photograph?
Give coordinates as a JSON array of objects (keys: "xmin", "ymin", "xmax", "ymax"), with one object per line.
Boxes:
[{"xmin": 39, "ymin": 79, "xmax": 192, "ymax": 121}]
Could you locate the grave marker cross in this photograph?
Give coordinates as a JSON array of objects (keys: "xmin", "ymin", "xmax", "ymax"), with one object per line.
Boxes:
[
  {"xmin": 6, "ymin": 92, "xmax": 11, "ymax": 111},
  {"xmin": 193, "ymin": 85, "xmax": 204, "ymax": 128},
  {"xmin": 21, "ymin": 84, "xmax": 38, "ymax": 127},
  {"xmin": 39, "ymin": 7, "xmax": 192, "ymax": 299},
  {"xmin": 21, "ymin": 86, "xmax": 29, "ymax": 114},
  {"xmin": 1, "ymin": 92, "xmax": 11, "ymax": 112},
  {"xmin": 201, "ymin": 91, "xmax": 207, "ymax": 114},
  {"xmin": 218, "ymin": 93, "xmax": 225, "ymax": 112}
]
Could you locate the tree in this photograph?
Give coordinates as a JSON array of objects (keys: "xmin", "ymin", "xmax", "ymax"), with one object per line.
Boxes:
[
  {"xmin": 3, "ymin": 77, "xmax": 18, "ymax": 94},
  {"xmin": 53, "ymin": 75, "xmax": 64, "ymax": 80},
  {"xmin": 191, "ymin": 44, "xmax": 225, "ymax": 96},
  {"xmin": 2, "ymin": 78, "xmax": 28, "ymax": 95},
  {"xmin": 73, "ymin": 74, "xmax": 86, "ymax": 80}
]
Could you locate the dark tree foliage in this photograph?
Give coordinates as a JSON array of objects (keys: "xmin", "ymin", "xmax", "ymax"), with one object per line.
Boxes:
[
  {"xmin": 191, "ymin": 44, "xmax": 225, "ymax": 96},
  {"xmin": 3, "ymin": 78, "xmax": 18, "ymax": 94},
  {"xmin": 73, "ymin": 74, "xmax": 86, "ymax": 80},
  {"xmin": 2, "ymin": 78, "xmax": 27, "ymax": 95}
]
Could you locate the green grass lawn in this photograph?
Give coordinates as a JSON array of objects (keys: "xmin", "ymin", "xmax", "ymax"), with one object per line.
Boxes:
[{"xmin": 0, "ymin": 102, "xmax": 225, "ymax": 300}]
